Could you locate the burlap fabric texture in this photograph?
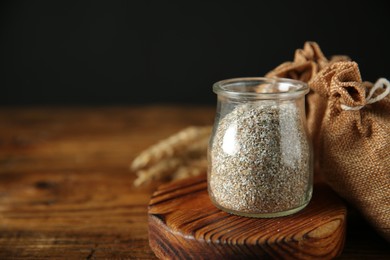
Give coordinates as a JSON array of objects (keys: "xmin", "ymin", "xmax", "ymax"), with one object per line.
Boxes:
[
  {"xmin": 267, "ymin": 43, "xmax": 389, "ymax": 241},
  {"xmin": 309, "ymin": 61, "xmax": 390, "ymax": 241}
]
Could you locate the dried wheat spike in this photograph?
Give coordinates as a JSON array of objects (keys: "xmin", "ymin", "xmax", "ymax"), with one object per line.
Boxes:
[
  {"xmin": 172, "ymin": 157, "xmax": 208, "ymax": 180},
  {"xmin": 173, "ymin": 166, "xmax": 203, "ymax": 180},
  {"xmin": 131, "ymin": 126, "xmax": 212, "ymax": 171},
  {"xmin": 185, "ymin": 134, "xmax": 210, "ymax": 158},
  {"xmin": 133, "ymin": 158, "xmax": 182, "ymax": 186}
]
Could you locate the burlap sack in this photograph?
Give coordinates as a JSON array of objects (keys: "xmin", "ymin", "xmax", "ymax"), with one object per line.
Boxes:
[
  {"xmin": 266, "ymin": 42, "xmax": 349, "ymax": 170},
  {"xmin": 266, "ymin": 41, "xmax": 329, "ymax": 82},
  {"xmin": 309, "ymin": 61, "xmax": 390, "ymax": 241}
]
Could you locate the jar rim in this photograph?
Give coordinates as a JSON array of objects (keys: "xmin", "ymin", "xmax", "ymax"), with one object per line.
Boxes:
[{"xmin": 213, "ymin": 77, "xmax": 309, "ymax": 100}]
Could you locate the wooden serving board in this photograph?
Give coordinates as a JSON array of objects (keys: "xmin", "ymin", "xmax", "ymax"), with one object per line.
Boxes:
[{"xmin": 148, "ymin": 175, "xmax": 346, "ymax": 259}]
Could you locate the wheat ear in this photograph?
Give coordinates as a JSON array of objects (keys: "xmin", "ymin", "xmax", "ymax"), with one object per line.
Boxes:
[{"xmin": 131, "ymin": 126, "xmax": 212, "ymax": 171}]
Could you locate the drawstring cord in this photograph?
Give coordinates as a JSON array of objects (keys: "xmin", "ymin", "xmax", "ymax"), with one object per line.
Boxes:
[{"xmin": 341, "ymin": 78, "xmax": 390, "ymax": 111}]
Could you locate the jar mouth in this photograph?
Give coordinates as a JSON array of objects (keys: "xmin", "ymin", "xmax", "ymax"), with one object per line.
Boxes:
[{"xmin": 213, "ymin": 77, "xmax": 309, "ymax": 100}]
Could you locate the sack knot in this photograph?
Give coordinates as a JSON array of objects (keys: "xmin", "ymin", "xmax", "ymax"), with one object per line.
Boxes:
[{"xmin": 341, "ymin": 78, "xmax": 390, "ymax": 111}]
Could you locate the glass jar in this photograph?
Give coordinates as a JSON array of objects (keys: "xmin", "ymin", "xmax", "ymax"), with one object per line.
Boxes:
[{"xmin": 208, "ymin": 77, "xmax": 313, "ymax": 218}]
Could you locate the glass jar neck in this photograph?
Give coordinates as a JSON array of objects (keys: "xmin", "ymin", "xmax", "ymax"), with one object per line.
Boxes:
[{"xmin": 213, "ymin": 77, "xmax": 309, "ymax": 101}]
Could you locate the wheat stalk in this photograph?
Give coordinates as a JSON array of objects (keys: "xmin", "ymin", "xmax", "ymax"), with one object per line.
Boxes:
[
  {"xmin": 131, "ymin": 126, "xmax": 211, "ymax": 171},
  {"xmin": 132, "ymin": 126, "xmax": 211, "ymax": 186}
]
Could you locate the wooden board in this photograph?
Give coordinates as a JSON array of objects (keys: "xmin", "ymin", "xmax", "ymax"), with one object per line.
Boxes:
[
  {"xmin": 148, "ymin": 175, "xmax": 346, "ymax": 259},
  {"xmin": 2, "ymin": 106, "xmax": 389, "ymax": 259}
]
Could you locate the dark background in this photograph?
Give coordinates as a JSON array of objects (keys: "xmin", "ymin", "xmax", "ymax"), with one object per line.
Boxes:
[{"xmin": 1, "ymin": 1, "xmax": 389, "ymax": 105}]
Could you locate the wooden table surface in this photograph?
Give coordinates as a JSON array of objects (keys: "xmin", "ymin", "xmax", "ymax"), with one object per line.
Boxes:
[{"xmin": 0, "ymin": 106, "xmax": 389, "ymax": 259}]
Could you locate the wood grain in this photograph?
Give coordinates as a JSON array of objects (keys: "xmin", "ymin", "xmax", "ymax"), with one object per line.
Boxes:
[
  {"xmin": 0, "ymin": 106, "xmax": 214, "ymax": 259},
  {"xmin": 0, "ymin": 106, "xmax": 389, "ymax": 259},
  {"xmin": 149, "ymin": 175, "xmax": 346, "ymax": 259}
]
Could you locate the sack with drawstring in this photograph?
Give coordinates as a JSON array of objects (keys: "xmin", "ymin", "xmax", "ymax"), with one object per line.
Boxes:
[{"xmin": 309, "ymin": 61, "xmax": 390, "ymax": 241}]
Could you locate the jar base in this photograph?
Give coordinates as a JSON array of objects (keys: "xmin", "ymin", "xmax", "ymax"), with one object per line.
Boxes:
[{"xmin": 210, "ymin": 198, "xmax": 310, "ymax": 218}]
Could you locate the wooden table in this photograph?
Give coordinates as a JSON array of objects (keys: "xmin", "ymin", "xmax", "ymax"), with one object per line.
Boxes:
[{"xmin": 0, "ymin": 106, "xmax": 388, "ymax": 259}]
